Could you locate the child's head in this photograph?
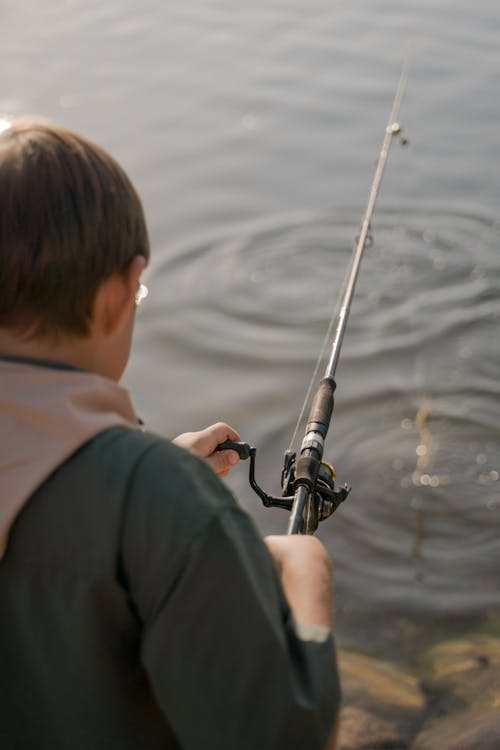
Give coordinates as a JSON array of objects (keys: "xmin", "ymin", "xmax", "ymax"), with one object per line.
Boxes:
[{"xmin": 0, "ymin": 117, "xmax": 150, "ymax": 340}]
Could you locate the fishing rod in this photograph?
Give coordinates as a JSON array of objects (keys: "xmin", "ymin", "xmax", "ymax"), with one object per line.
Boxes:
[{"xmin": 218, "ymin": 66, "xmax": 408, "ymax": 534}]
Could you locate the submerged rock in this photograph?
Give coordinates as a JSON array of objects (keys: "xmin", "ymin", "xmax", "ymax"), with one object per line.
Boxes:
[
  {"xmin": 336, "ymin": 634, "xmax": 500, "ymax": 749},
  {"xmin": 338, "ymin": 650, "xmax": 425, "ymax": 742},
  {"xmin": 339, "ymin": 650, "xmax": 425, "ymax": 718},
  {"xmin": 411, "ymin": 635, "xmax": 500, "ymax": 748},
  {"xmin": 339, "ymin": 705, "xmax": 408, "ymax": 750},
  {"xmin": 420, "ymin": 635, "xmax": 500, "ymax": 715},
  {"xmin": 411, "ymin": 708, "xmax": 500, "ymax": 750}
]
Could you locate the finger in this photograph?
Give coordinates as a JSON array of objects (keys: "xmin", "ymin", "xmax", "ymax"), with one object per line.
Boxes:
[
  {"xmin": 202, "ymin": 421, "xmax": 241, "ymax": 451},
  {"xmin": 205, "ymin": 448, "xmax": 240, "ymax": 476},
  {"xmin": 173, "ymin": 423, "xmax": 242, "ymax": 460}
]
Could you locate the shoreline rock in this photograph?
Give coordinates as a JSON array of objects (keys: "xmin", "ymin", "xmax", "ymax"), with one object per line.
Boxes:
[{"xmin": 337, "ymin": 635, "xmax": 500, "ymax": 750}]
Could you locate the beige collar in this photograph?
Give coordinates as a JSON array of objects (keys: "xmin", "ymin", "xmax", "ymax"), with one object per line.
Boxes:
[{"xmin": 0, "ymin": 358, "xmax": 138, "ymax": 558}]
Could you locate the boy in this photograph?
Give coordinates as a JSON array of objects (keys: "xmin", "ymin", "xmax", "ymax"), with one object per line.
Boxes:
[{"xmin": 0, "ymin": 117, "xmax": 340, "ymax": 749}]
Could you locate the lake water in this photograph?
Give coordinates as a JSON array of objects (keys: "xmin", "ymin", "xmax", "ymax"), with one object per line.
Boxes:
[{"xmin": 2, "ymin": 0, "xmax": 499, "ymax": 660}]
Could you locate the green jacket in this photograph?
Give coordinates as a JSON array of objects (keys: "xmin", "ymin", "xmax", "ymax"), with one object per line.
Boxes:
[{"xmin": 1, "ymin": 425, "xmax": 340, "ymax": 749}]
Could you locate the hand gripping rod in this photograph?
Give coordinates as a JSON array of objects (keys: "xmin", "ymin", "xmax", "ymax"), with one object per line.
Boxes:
[{"xmin": 287, "ymin": 65, "xmax": 409, "ymax": 535}]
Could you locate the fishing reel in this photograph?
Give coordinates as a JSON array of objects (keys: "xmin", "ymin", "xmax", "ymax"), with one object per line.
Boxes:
[
  {"xmin": 218, "ymin": 440, "xmax": 350, "ymax": 531},
  {"xmin": 281, "ymin": 449, "xmax": 350, "ymax": 524}
]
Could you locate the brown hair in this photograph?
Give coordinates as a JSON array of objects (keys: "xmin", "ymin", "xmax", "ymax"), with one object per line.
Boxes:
[{"xmin": 0, "ymin": 117, "xmax": 150, "ymax": 338}]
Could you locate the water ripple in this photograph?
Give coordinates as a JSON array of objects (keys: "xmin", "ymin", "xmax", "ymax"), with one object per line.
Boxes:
[{"xmin": 141, "ymin": 207, "xmax": 500, "ymax": 615}]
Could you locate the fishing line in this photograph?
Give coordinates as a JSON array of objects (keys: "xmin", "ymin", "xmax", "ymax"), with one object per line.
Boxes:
[{"xmin": 287, "ymin": 266, "xmax": 349, "ymax": 453}]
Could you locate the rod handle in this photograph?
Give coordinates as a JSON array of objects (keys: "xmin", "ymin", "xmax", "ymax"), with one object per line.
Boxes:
[{"xmin": 306, "ymin": 377, "xmax": 336, "ymax": 437}]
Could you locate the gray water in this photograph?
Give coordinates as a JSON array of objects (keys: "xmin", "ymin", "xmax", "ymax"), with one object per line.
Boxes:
[{"xmin": 2, "ymin": 0, "xmax": 499, "ymax": 657}]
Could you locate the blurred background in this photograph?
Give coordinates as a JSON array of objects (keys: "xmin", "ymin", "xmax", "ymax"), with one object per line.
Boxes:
[{"xmin": 2, "ymin": 0, "xmax": 499, "ymax": 659}]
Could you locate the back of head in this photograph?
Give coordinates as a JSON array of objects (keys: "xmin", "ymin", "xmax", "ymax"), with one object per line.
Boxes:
[{"xmin": 0, "ymin": 117, "xmax": 150, "ymax": 338}]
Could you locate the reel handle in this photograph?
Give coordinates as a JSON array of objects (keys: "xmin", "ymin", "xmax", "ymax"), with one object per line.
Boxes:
[{"xmin": 216, "ymin": 439, "xmax": 254, "ymax": 461}]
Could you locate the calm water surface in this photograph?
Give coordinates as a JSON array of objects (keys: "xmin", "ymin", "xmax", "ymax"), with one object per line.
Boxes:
[{"xmin": 2, "ymin": 0, "xmax": 499, "ymax": 657}]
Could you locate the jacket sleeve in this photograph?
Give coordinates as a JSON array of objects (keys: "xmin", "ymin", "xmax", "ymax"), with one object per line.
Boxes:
[{"xmin": 120, "ymin": 441, "xmax": 340, "ymax": 750}]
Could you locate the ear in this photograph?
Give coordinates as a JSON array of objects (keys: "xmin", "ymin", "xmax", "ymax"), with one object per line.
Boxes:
[{"xmin": 94, "ymin": 255, "xmax": 147, "ymax": 337}]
